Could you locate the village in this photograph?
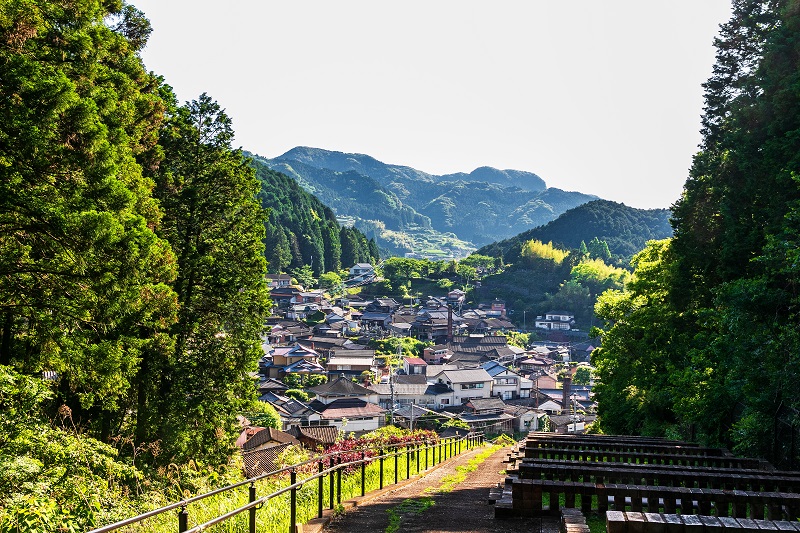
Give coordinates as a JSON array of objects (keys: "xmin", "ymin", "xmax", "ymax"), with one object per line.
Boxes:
[{"xmin": 237, "ymin": 264, "xmax": 598, "ymax": 474}]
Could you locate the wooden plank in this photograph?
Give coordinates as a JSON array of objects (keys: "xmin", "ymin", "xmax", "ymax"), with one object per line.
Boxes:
[
  {"xmin": 699, "ymin": 514, "xmax": 724, "ymax": 533},
  {"xmin": 643, "ymin": 512, "xmax": 666, "ymax": 533},
  {"xmin": 625, "ymin": 512, "xmax": 646, "ymax": 533},
  {"xmin": 680, "ymin": 514, "xmax": 704, "ymax": 533},
  {"xmin": 663, "ymin": 513, "xmax": 683, "ymax": 533},
  {"xmin": 606, "ymin": 510, "xmax": 628, "ymax": 533}
]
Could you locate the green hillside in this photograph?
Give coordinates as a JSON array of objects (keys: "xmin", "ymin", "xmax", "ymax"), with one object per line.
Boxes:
[
  {"xmin": 265, "ymin": 146, "xmax": 598, "ymax": 248},
  {"xmin": 252, "ymin": 159, "xmax": 379, "ymax": 274},
  {"xmin": 476, "ymin": 200, "xmax": 673, "ymax": 264}
]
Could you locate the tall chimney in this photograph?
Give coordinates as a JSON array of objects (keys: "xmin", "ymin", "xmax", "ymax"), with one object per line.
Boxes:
[
  {"xmin": 447, "ymin": 304, "xmax": 453, "ymax": 342},
  {"xmin": 562, "ymin": 375, "xmax": 572, "ymax": 415}
]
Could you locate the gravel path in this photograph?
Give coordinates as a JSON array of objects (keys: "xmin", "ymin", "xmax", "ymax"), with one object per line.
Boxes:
[{"xmin": 322, "ymin": 444, "xmax": 558, "ymax": 533}]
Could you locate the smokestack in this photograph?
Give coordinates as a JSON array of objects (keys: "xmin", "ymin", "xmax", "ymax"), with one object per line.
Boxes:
[
  {"xmin": 447, "ymin": 304, "xmax": 453, "ymax": 342},
  {"xmin": 562, "ymin": 375, "xmax": 572, "ymax": 414}
]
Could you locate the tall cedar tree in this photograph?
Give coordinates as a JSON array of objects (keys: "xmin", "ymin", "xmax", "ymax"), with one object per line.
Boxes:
[
  {"xmin": 595, "ymin": 0, "xmax": 800, "ymax": 466},
  {"xmin": 0, "ymin": 0, "xmax": 177, "ymax": 438},
  {"xmin": 152, "ymin": 94, "xmax": 270, "ymax": 462}
]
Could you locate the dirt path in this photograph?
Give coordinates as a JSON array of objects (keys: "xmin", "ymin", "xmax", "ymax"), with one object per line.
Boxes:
[{"xmin": 322, "ymin": 444, "xmax": 557, "ymax": 533}]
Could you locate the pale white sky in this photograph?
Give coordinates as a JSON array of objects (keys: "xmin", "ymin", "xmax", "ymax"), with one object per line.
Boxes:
[{"xmin": 133, "ymin": 1, "xmax": 732, "ymax": 209}]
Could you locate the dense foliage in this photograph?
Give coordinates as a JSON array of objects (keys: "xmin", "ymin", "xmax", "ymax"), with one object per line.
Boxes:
[
  {"xmin": 251, "ymin": 158, "xmax": 380, "ymax": 274},
  {"xmin": 592, "ymin": 0, "xmax": 800, "ymax": 467},
  {"xmin": 477, "ymin": 200, "xmax": 673, "ymax": 265},
  {"xmin": 0, "ymin": 0, "xmax": 292, "ymax": 527},
  {"xmin": 473, "ymin": 239, "xmax": 627, "ymax": 327}
]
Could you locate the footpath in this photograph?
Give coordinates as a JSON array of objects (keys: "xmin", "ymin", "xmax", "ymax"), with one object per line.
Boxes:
[{"xmin": 316, "ymin": 443, "xmax": 558, "ymax": 533}]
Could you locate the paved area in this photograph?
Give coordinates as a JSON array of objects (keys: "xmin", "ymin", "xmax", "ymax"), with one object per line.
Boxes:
[{"xmin": 321, "ymin": 444, "xmax": 559, "ymax": 533}]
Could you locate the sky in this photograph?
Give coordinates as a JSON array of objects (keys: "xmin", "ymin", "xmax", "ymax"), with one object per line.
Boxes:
[{"xmin": 133, "ymin": 1, "xmax": 733, "ymax": 210}]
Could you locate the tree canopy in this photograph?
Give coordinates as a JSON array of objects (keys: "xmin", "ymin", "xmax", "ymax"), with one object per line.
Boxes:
[{"xmin": 593, "ymin": 0, "xmax": 800, "ymax": 467}]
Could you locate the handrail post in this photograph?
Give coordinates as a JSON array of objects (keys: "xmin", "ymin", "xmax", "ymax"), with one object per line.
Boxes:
[
  {"xmin": 290, "ymin": 469, "xmax": 297, "ymax": 533},
  {"xmin": 249, "ymin": 483, "xmax": 256, "ymax": 533},
  {"xmin": 178, "ymin": 506, "xmax": 188, "ymax": 533},
  {"xmin": 329, "ymin": 458, "xmax": 335, "ymax": 510},
  {"xmin": 416, "ymin": 443, "xmax": 420, "ymax": 473},
  {"xmin": 406, "ymin": 445, "xmax": 410, "ymax": 479},
  {"xmin": 361, "ymin": 451, "xmax": 366, "ymax": 497},
  {"xmin": 336, "ymin": 459, "xmax": 342, "ymax": 505},
  {"xmin": 394, "ymin": 448, "xmax": 398, "ymax": 484},
  {"xmin": 379, "ymin": 449, "xmax": 384, "ymax": 489},
  {"xmin": 425, "ymin": 441, "xmax": 429, "ymax": 470},
  {"xmin": 318, "ymin": 460, "xmax": 324, "ymax": 518}
]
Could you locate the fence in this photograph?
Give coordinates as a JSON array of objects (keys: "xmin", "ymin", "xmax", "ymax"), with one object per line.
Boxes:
[{"xmin": 89, "ymin": 432, "xmax": 484, "ymax": 533}]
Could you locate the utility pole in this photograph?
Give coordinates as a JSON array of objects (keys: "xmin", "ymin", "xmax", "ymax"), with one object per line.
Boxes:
[{"xmin": 389, "ymin": 343, "xmax": 400, "ymax": 426}]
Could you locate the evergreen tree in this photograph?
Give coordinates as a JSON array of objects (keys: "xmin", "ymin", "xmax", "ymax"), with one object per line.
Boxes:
[
  {"xmin": 152, "ymin": 93, "xmax": 270, "ymax": 461},
  {"xmin": 0, "ymin": 0, "xmax": 177, "ymax": 439}
]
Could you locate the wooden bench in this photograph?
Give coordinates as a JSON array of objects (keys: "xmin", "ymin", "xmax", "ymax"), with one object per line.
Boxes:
[
  {"xmin": 507, "ymin": 478, "xmax": 800, "ymax": 520},
  {"xmin": 606, "ymin": 511, "xmax": 800, "ymax": 533},
  {"xmin": 513, "ymin": 459, "xmax": 800, "ymax": 492},
  {"xmin": 521, "ymin": 447, "xmax": 762, "ymax": 469}
]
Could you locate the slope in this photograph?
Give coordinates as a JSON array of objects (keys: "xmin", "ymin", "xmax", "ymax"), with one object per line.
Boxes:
[{"xmin": 476, "ymin": 200, "xmax": 673, "ymax": 264}]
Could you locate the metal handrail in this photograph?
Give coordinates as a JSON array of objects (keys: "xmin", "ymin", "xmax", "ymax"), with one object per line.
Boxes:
[{"xmin": 89, "ymin": 432, "xmax": 484, "ymax": 533}]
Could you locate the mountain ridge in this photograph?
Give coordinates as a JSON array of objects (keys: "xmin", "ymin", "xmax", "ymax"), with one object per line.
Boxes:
[{"xmin": 253, "ymin": 147, "xmax": 598, "ymax": 253}]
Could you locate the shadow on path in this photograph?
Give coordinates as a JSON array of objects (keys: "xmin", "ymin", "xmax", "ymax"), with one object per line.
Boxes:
[{"xmin": 323, "ymin": 445, "xmax": 558, "ymax": 533}]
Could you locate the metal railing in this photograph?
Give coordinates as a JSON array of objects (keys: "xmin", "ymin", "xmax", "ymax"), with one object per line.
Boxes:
[{"xmin": 89, "ymin": 432, "xmax": 484, "ymax": 533}]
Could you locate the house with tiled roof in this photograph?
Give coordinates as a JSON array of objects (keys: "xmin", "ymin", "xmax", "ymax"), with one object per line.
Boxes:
[
  {"xmin": 402, "ymin": 357, "xmax": 427, "ymax": 376},
  {"xmin": 257, "ymin": 378, "xmax": 289, "ymax": 396},
  {"xmin": 446, "ymin": 334, "xmax": 509, "ymax": 353},
  {"xmin": 459, "ymin": 397, "xmax": 514, "ymax": 434},
  {"xmin": 239, "ymin": 427, "xmax": 299, "ymax": 453},
  {"xmin": 325, "ymin": 353, "xmax": 376, "ymax": 380},
  {"xmin": 422, "ymin": 344, "xmax": 452, "ymax": 364},
  {"xmin": 430, "ymin": 368, "xmax": 493, "ymax": 405},
  {"xmin": 266, "ymin": 273, "xmax": 293, "ymax": 289},
  {"xmin": 306, "ymin": 398, "xmax": 386, "ymax": 433},
  {"xmin": 287, "ymin": 426, "xmax": 339, "ymax": 450},
  {"xmin": 367, "ymin": 380, "xmax": 454, "ymax": 410},
  {"xmin": 266, "ymin": 321, "xmax": 313, "ymax": 344},
  {"xmin": 258, "ymin": 392, "xmax": 322, "ymax": 430},
  {"xmin": 308, "ymin": 375, "xmax": 378, "ymax": 405},
  {"xmin": 482, "ymin": 361, "xmax": 531, "ymax": 400}
]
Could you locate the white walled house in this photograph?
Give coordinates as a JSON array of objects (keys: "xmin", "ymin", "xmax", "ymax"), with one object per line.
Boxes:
[
  {"xmin": 482, "ymin": 361, "xmax": 526, "ymax": 400},
  {"xmin": 534, "ymin": 311, "xmax": 575, "ymax": 331},
  {"xmin": 431, "ymin": 368, "xmax": 493, "ymax": 405}
]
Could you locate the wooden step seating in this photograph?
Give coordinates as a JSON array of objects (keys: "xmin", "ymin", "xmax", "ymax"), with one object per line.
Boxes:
[
  {"xmin": 606, "ymin": 510, "xmax": 800, "ymax": 533},
  {"xmin": 514, "ymin": 458, "xmax": 800, "ymax": 492},
  {"xmin": 495, "ymin": 433, "xmax": 800, "ymax": 522}
]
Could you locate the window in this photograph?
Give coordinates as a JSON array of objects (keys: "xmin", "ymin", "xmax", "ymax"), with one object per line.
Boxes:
[
  {"xmin": 461, "ymin": 383, "xmax": 484, "ymax": 390},
  {"xmin": 496, "ymin": 378, "xmax": 517, "ymax": 385},
  {"xmin": 440, "ymin": 399, "xmax": 450, "ymax": 405}
]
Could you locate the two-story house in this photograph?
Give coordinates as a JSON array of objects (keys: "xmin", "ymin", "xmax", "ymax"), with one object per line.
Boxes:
[
  {"xmin": 262, "ymin": 344, "xmax": 326, "ymax": 379},
  {"xmin": 430, "ymin": 368, "xmax": 493, "ymax": 405},
  {"xmin": 367, "ymin": 375, "xmax": 454, "ymax": 410},
  {"xmin": 535, "ymin": 311, "xmax": 575, "ymax": 331},
  {"xmin": 307, "ymin": 376, "xmax": 385, "ymax": 433},
  {"xmin": 459, "ymin": 397, "xmax": 514, "ymax": 433},
  {"xmin": 481, "ymin": 361, "xmax": 532, "ymax": 400}
]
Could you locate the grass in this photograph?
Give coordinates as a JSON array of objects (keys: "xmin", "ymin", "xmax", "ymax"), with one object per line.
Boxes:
[
  {"xmin": 113, "ymin": 439, "xmax": 474, "ymax": 532},
  {"xmin": 385, "ymin": 497, "xmax": 435, "ymax": 533}
]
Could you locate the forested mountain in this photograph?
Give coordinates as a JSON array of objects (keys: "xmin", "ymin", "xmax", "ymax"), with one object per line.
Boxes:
[
  {"xmin": 257, "ymin": 155, "xmax": 430, "ymax": 231},
  {"xmin": 252, "ymin": 159, "xmax": 379, "ymax": 275},
  {"xmin": 439, "ymin": 166, "xmax": 547, "ymax": 191},
  {"xmin": 476, "ymin": 200, "xmax": 673, "ymax": 264},
  {"xmin": 592, "ymin": 0, "xmax": 800, "ymax": 468},
  {"xmin": 259, "ymin": 147, "xmax": 597, "ymax": 249}
]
